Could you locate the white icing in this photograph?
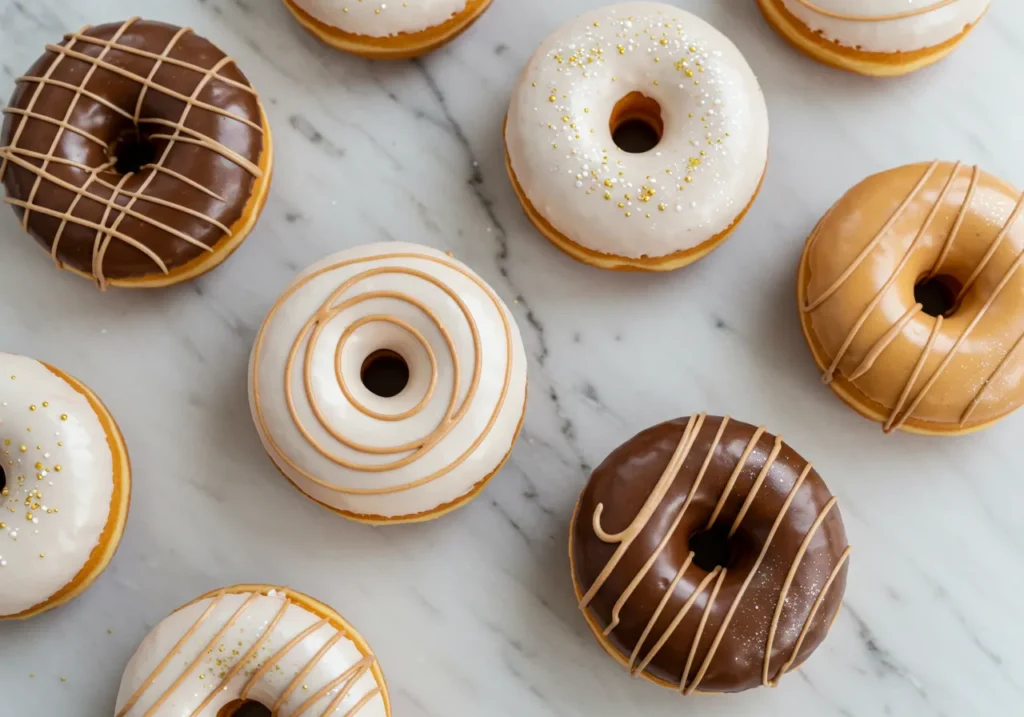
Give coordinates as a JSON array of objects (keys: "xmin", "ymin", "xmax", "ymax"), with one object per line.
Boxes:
[
  {"xmin": 249, "ymin": 242, "xmax": 527, "ymax": 519},
  {"xmin": 291, "ymin": 0, "xmax": 470, "ymax": 38},
  {"xmin": 115, "ymin": 590, "xmax": 387, "ymax": 716},
  {"xmin": 778, "ymin": 0, "xmax": 990, "ymax": 53},
  {"xmin": 0, "ymin": 354, "xmax": 114, "ymax": 617},
  {"xmin": 505, "ymin": 2, "xmax": 769, "ymax": 260}
]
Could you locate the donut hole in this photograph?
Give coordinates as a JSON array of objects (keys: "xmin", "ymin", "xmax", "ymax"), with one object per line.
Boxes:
[
  {"xmin": 0, "ymin": 464, "xmax": 6, "ymax": 495},
  {"xmin": 689, "ymin": 525, "xmax": 737, "ymax": 572},
  {"xmin": 217, "ymin": 700, "xmax": 270, "ymax": 717},
  {"xmin": 914, "ymin": 274, "xmax": 963, "ymax": 318},
  {"xmin": 109, "ymin": 129, "xmax": 157, "ymax": 175},
  {"xmin": 361, "ymin": 349, "xmax": 410, "ymax": 398},
  {"xmin": 610, "ymin": 92, "xmax": 664, "ymax": 154}
]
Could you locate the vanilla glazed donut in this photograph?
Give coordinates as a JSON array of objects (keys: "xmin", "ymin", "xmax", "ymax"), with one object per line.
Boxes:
[
  {"xmin": 505, "ymin": 2, "xmax": 769, "ymax": 272},
  {"xmin": 249, "ymin": 242, "xmax": 528, "ymax": 523},
  {"xmin": 115, "ymin": 585, "xmax": 389, "ymax": 717},
  {"xmin": 0, "ymin": 353, "xmax": 130, "ymax": 620},
  {"xmin": 798, "ymin": 161, "xmax": 1024, "ymax": 435},
  {"xmin": 0, "ymin": 18, "xmax": 273, "ymax": 290},
  {"xmin": 284, "ymin": 0, "xmax": 491, "ymax": 59},
  {"xmin": 757, "ymin": 0, "xmax": 990, "ymax": 76}
]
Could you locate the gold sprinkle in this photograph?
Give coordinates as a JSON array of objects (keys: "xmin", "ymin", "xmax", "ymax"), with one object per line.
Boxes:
[
  {"xmin": 42, "ymin": 402, "xmax": 49, "ymax": 408},
  {"xmin": 548, "ymin": 95, "xmax": 557, "ymax": 102},
  {"xmin": 18, "ymin": 445, "xmax": 26, "ymax": 453},
  {"xmin": 54, "ymin": 465, "xmax": 62, "ymax": 472},
  {"xmin": 60, "ymin": 414, "xmax": 68, "ymax": 421},
  {"xmin": 29, "ymin": 405, "xmax": 36, "ymax": 411}
]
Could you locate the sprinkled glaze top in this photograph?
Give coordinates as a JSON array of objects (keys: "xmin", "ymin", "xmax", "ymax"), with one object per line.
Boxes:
[
  {"xmin": 249, "ymin": 242, "xmax": 527, "ymax": 519},
  {"xmin": 0, "ymin": 353, "xmax": 114, "ymax": 616},
  {"xmin": 115, "ymin": 588, "xmax": 387, "ymax": 716},
  {"xmin": 291, "ymin": 0, "xmax": 470, "ymax": 37},
  {"xmin": 780, "ymin": 0, "xmax": 990, "ymax": 53},
  {"xmin": 506, "ymin": 2, "xmax": 768, "ymax": 260}
]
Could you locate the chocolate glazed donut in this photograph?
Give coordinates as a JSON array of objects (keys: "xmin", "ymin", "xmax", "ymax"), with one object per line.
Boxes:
[
  {"xmin": 0, "ymin": 18, "xmax": 270, "ymax": 289},
  {"xmin": 571, "ymin": 414, "xmax": 850, "ymax": 693}
]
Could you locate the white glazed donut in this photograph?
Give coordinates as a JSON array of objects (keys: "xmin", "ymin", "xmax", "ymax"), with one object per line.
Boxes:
[
  {"xmin": 505, "ymin": 2, "xmax": 769, "ymax": 271},
  {"xmin": 115, "ymin": 586, "xmax": 389, "ymax": 717},
  {"xmin": 0, "ymin": 353, "xmax": 130, "ymax": 619},
  {"xmin": 284, "ymin": 0, "xmax": 491, "ymax": 59},
  {"xmin": 779, "ymin": 0, "xmax": 990, "ymax": 53},
  {"xmin": 290, "ymin": 0, "xmax": 470, "ymax": 37},
  {"xmin": 249, "ymin": 242, "xmax": 528, "ymax": 523}
]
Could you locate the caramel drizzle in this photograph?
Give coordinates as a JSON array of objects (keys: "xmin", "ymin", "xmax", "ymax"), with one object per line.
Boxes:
[
  {"xmin": 581, "ymin": 417, "xmax": 847, "ymax": 691},
  {"xmin": 804, "ymin": 162, "xmax": 1024, "ymax": 431},
  {"xmin": 792, "ymin": 0, "xmax": 961, "ymax": 22},
  {"xmin": 116, "ymin": 589, "xmax": 381, "ymax": 717},
  {"xmin": 251, "ymin": 252, "xmax": 515, "ymax": 497},
  {"xmin": 819, "ymin": 160, "xmax": 958, "ymax": 384},
  {"xmin": 0, "ymin": 19, "xmax": 263, "ymax": 288}
]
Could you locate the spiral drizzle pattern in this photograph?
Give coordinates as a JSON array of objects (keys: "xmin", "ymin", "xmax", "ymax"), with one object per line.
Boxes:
[{"xmin": 252, "ymin": 251, "xmax": 514, "ymax": 496}]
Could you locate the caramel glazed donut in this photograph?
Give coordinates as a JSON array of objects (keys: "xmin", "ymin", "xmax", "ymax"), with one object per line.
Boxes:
[
  {"xmin": 571, "ymin": 415, "xmax": 850, "ymax": 693},
  {"xmin": 250, "ymin": 242, "xmax": 528, "ymax": 524},
  {"xmin": 757, "ymin": 0, "xmax": 991, "ymax": 77},
  {"xmin": 799, "ymin": 161, "xmax": 1024, "ymax": 435},
  {"xmin": 284, "ymin": 0, "xmax": 492, "ymax": 59},
  {"xmin": 505, "ymin": 2, "xmax": 769, "ymax": 272},
  {"xmin": 0, "ymin": 353, "xmax": 131, "ymax": 621},
  {"xmin": 115, "ymin": 585, "xmax": 390, "ymax": 716},
  {"xmin": 0, "ymin": 18, "xmax": 273, "ymax": 290}
]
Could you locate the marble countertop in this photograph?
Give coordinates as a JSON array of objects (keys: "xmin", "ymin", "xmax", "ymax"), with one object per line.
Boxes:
[{"xmin": 2, "ymin": 0, "xmax": 1023, "ymax": 715}]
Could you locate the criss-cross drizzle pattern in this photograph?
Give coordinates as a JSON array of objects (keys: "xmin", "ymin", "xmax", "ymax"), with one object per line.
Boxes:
[
  {"xmin": 579, "ymin": 415, "xmax": 850, "ymax": 693},
  {"xmin": 803, "ymin": 161, "xmax": 1024, "ymax": 432},
  {"xmin": 0, "ymin": 18, "xmax": 264, "ymax": 289}
]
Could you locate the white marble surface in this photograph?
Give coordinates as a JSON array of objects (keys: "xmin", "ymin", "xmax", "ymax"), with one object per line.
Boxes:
[{"xmin": 1, "ymin": 0, "xmax": 1023, "ymax": 714}]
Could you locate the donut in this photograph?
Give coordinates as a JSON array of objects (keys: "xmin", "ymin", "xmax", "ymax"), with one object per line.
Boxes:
[
  {"xmin": 505, "ymin": 2, "xmax": 769, "ymax": 272},
  {"xmin": 799, "ymin": 161, "xmax": 1024, "ymax": 435},
  {"xmin": 570, "ymin": 414, "xmax": 850, "ymax": 693},
  {"xmin": 757, "ymin": 0, "xmax": 990, "ymax": 77},
  {"xmin": 249, "ymin": 242, "xmax": 528, "ymax": 524},
  {"xmin": 0, "ymin": 18, "xmax": 273, "ymax": 290},
  {"xmin": 115, "ymin": 585, "xmax": 390, "ymax": 716},
  {"xmin": 0, "ymin": 353, "xmax": 131, "ymax": 620},
  {"xmin": 283, "ymin": 0, "xmax": 491, "ymax": 59}
]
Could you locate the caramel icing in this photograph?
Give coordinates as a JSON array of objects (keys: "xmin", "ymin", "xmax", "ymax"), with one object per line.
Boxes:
[
  {"xmin": 800, "ymin": 161, "xmax": 1024, "ymax": 432},
  {"xmin": 572, "ymin": 416, "xmax": 849, "ymax": 693},
  {"xmin": 0, "ymin": 19, "xmax": 266, "ymax": 287}
]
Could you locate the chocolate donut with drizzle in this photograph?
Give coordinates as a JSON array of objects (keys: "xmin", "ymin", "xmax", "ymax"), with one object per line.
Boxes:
[
  {"xmin": 0, "ymin": 18, "xmax": 272, "ymax": 289},
  {"xmin": 798, "ymin": 161, "xmax": 1024, "ymax": 435},
  {"xmin": 571, "ymin": 415, "xmax": 850, "ymax": 693}
]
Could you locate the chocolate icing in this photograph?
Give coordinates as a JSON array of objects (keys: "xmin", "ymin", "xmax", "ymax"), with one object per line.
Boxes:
[
  {"xmin": 0, "ymin": 18, "xmax": 266, "ymax": 285},
  {"xmin": 571, "ymin": 415, "xmax": 849, "ymax": 693}
]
